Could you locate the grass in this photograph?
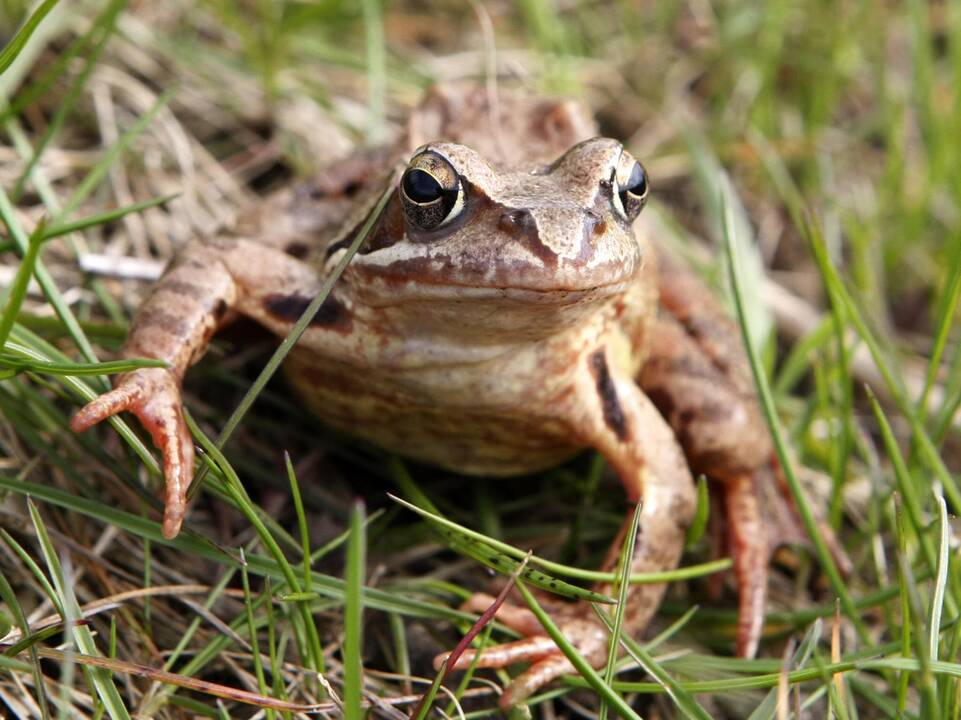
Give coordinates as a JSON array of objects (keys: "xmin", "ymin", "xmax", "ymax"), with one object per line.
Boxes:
[{"xmin": 0, "ymin": 0, "xmax": 959, "ymax": 717}]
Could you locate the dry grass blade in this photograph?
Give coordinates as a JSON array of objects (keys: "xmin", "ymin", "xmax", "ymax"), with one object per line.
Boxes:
[
  {"xmin": 10, "ymin": 646, "xmax": 332, "ymax": 712},
  {"xmin": 776, "ymin": 645, "xmax": 790, "ymax": 720}
]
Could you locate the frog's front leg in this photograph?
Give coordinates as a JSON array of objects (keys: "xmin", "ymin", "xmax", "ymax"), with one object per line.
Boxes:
[
  {"xmin": 437, "ymin": 347, "xmax": 697, "ymax": 708},
  {"xmin": 71, "ymin": 236, "xmax": 324, "ymax": 538}
]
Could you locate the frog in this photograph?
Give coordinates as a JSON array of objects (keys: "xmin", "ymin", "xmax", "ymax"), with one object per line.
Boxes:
[{"xmin": 71, "ymin": 84, "xmax": 818, "ymax": 707}]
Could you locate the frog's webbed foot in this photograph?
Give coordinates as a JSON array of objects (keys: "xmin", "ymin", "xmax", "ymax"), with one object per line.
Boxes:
[
  {"xmin": 434, "ymin": 593, "xmax": 609, "ymax": 708},
  {"xmin": 71, "ymin": 367, "xmax": 193, "ymax": 539}
]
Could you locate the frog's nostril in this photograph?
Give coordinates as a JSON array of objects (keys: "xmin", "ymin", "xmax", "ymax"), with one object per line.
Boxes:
[
  {"xmin": 582, "ymin": 212, "xmax": 607, "ymax": 240},
  {"xmin": 498, "ymin": 209, "xmax": 536, "ymax": 236}
]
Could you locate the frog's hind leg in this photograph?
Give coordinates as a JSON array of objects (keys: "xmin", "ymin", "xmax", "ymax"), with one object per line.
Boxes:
[{"xmin": 640, "ymin": 252, "xmax": 819, "ymax": 656}]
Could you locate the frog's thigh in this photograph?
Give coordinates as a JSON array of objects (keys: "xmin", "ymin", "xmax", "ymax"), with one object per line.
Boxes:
[
  {"xmin": 640, "ymin": 313, "xmax": 770, "ymax": 657},
  {"xmin": 640, "ymin": 313, "xmax": 770, "ymax": 478}
]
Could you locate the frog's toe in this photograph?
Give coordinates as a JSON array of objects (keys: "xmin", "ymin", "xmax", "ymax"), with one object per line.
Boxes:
[
  {"xmin": 499, "ymin": 654, "xmax": 576, "ymax": 708},
  {"xmin": 155, "ymin": 413, "xmax": 193, "ymax": 539},
  {"xmin": 436, "ymin": 635, "xmax": 558, "ymax": 672},
  {"xmin": 725, "ymin": 473, "xmax": 767, "ymax": 658},
  {"xmin": 134, "ymin": 385, "xmax": 194, "ymax": 540},
  {"xmin": 72, "ymin": 368, "xmax": 194, "ymax": 539},
  {"xmin": 437, "ymin": 596, "xmax": 610, "ymax": 707},
  {"xmin": 71, "ymin": 383, "xmax": 145, "ymax": 432},
  {"xmin": 434, "ymin": 637, "xmax": 577, "ymax": 708},
  {"xmin": 688, "ymin": 476, "xmax": 768, "ymax": 657}
]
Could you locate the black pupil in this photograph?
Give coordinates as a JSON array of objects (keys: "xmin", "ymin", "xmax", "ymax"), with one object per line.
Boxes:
[
  {"xmin": 624, "ymin": 162, "xmax": 647, "ymax": 196},
  {"xmin": 403, "ymin": 169, "xmax": 444, "ymax": 203}
]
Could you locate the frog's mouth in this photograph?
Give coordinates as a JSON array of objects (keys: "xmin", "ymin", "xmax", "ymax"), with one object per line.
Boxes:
[
  {"xmin": 349, "ymin": 238, "xmax": 640, "ymax": 305},
  {"xmin": 351, "ymin": 268, "xmax": 635, "ymax": 308}
]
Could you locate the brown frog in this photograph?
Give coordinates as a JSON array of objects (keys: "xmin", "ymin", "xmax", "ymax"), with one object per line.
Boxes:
[{"xmin": 72, "ymin": 84, "xmax": 814, "ymax": 706}]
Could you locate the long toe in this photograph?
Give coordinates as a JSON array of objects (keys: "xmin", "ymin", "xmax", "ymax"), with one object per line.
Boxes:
[
  {"xmin": 499, "ymin": 654, "xmax": 576, "ymax": 709},
  {"xmin": 725, "ymin": 473, "xmax": 768, "ymax": 658},
  {"xmin": 435, "ymin": 635, "xmax": 558, "ymax": 671},
  {"xmin": 70, "ymin": 384, "xmax": 141, "ymax": 432}
]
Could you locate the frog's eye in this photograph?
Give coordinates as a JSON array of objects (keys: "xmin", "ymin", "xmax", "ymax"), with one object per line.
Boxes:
[
  {"xmin": 400, "ymin": 151, "xmax": 465, "ymax": 231},
  {"xmin": 611, "ymin": 152, "xmax": 649, "ymax": 223}
]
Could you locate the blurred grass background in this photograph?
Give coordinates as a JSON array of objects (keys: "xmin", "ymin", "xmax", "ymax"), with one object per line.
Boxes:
[{"xmin": 0, "ymin": 0, "xmax": 959, "ymax": 717}]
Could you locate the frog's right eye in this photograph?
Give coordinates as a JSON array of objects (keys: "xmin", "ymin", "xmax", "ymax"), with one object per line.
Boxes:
[{"xmin": 400, "ymin": 151, "xmax": 464, "ymax": 230}]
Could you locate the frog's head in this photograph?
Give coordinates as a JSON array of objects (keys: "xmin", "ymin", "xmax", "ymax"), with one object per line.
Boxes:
[{"xmin": 349, "ymin": 138, "xmax": 649, "ymax": 339}]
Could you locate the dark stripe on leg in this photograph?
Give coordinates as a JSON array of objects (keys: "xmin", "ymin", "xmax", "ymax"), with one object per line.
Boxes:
[{"xmin": 590, "ymin": 349, "xmax": 627, "ymax": 439}]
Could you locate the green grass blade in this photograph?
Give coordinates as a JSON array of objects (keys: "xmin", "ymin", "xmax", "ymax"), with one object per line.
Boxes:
[
  {"xmin": 390, "ymin": 491, "xmax": 728, "ymax": 587},
  {"xmin": 360, "ymin": 0, "xmax": 385, "ymax": 144},
  {"xmin": 917, "ymin": 237, "xmax": 961, "ymax": 422},
  {"xmin": 238, "ymin": 549, "xmax": 270, "ymax": 711},
  {"xmin": 806, "ymin": 219, "xmax": 961, "ymax": 513},
  {"xmin": 0, "ymin": 22, "xmax": 90, "ymax": 126},
  {"xmin": 685, "ymin": 475, "xmax": 709, "ymax": 545},
  {"xmin": 868, "ymin": 389, "xmax": 954, "ymax": 606},
  {"xmin": 897, "ymin": 548, "xmax": 939, "ymax": 715},
  {"xmin": 747, "ymin": 619, "xmax": 823, "ymax": 720},
  {"xmin": 599, "ymin": 502, "xmax": 641, "ymax": 720},
  {"xmin": 411, "ymin": 659, "xmax": 447, "ymax": 720},
  {"xmin": 0, "ymin": 184, "xmax": 100, "ymax": 364},
  {"xmin": 0, "ymin": 566, "xmax": 50, "ymax": 718},
  {"xmin": 933, "ymin": 339, "xmax": 961, "ymax": 444},
  {"xmin": 343, "ymin": 501, "xmax": 366, "ymax": 720},
  {"xmin": 42, "ymin": 193, "xmax": 178, "ymax": 240},
  {"xmin": 929, "ymin": 495, "xmax": 949, "ymax": 661},
  {"xmin": 0, "ymin": 475, "xmax": 472, "ymax": 622},
  {"xmin": 187, "ymin": 414, "xmax": 326, "ymax": 674},
  {"xmin": 0, "ymin": 220, "xmax": 46, "ymax": 347},
  {"xmin": 566, "ymin": 654, "xmax": 961, "ymax": 694},
  {"xmin": 27, "ymin": 500, "xmax": 131, "ymax": 719},
  {"xmin": 11, "ymin": 0, "xmax": 127, "ymax": 201},
  {"xmin": 390, "ymin": 493, "xmax": 613, "ymax": 603},
  {"xmin": 284, "ymin": 452, "xmax": 313, "ymax": 593},
  {"xmin": 0, "ymin": 0, "xmax": 61, "ymax": 76},
  {"xmin": 8, "ymin": 324, "xmax": 161, "ymax": 474},
  {"xmin": 642, "ymin": 605, "xmax": 700, "ymax": 653},
  {"xmin": 0, "ymin": 350, "xmax": 167, "ymax": 377},
  {"xmin": 0, "ymin": 529, "xmax": 62, "ymax": 616}
]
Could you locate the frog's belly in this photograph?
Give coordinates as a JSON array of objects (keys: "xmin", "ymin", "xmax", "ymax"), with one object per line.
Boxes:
[{"xmin": 283, "ymin": 350, "xmax": 585, "ymax": 476}]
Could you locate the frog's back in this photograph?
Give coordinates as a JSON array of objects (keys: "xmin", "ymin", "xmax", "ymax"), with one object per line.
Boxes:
[{"xmin": 403, "ymin": 83, "xmax": 598, "ymax": 166}]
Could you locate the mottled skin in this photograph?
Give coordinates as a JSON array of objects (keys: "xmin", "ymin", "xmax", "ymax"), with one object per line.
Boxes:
[{"xmin": 73, "ymin": 85, "xmax": 810, "ymax": 707}]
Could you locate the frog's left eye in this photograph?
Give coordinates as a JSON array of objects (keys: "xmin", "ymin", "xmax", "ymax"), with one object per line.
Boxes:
[
  {"xmin": 611, "ymin": 151, "xmax": 649, "ymax": 223},
  {"xmin": 400, "ymin": 151, "xmax": 465, "ymax": 231}
]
